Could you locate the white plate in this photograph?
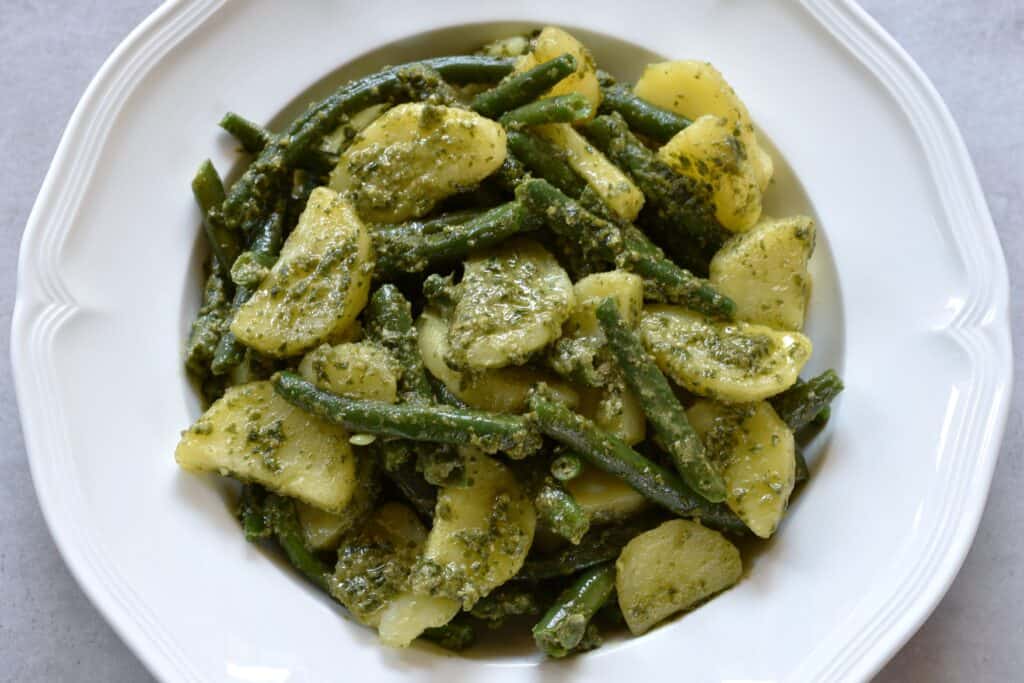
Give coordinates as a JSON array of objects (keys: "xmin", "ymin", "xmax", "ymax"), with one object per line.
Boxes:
[{"xmin": 12, "ymin": 1, "xmax": 1011, "ymax": 681}]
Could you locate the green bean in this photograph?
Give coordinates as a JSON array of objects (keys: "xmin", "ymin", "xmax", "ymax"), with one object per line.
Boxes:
[
  {"xmin": 373, "ymin": 202, "xmax": 538, "ymax": 278},
  {"xmin": 471, "ymin": 53, "xmax": 577, "ymax": 118},
  {"xmin": 191, "ymin": 160, "xmax": 240, "ymax": 280},
  {"xmin": 263, "ymin": 494, "xmax": 331, "ymax": 591},
  {"xmin": 382, "ymin": 454, "xmax": 438, "ymax": 519},
  {"xmin": 795, "ymin": 450, "xmax": 810, "ymax": 485},
  {"xmin": 550, "ymin": 452, "xmax": 584, "ymax": 481},
  {"xmin": 582, "ymin": 113, "xmax": 729, "ymax": 266},
  {"xmin": 532, "ymin": 563, "xmax": 616, "ymax": 657},
  {"xmin": 516, "ymin": 177, "xmax": 621, "ymax": 269},
  {"xmin": 500, "ymin": 94, "xmax": 593, "ymax": 128},
  {"xmin": 364, "ymin": 285, "xmax": 433, "ymax": 401},
  {"xmin": 422, "ymin": 618, "xmax": 476, "ymax": 651},
  {"xmin": 513, "ymin": 460, "xmax": 590, "ymax": 544},
  {"xmin": 237, "ymin": 483, "xmax": 272, "ymax": 541},
  {"xmin": 219, "ymin": 112, "xmax": 272, "ymax": 154},
  {"xmin": 517, "ymin": 517, "xmax": 658, "ymax": 581},
  {"xmin": 223, "ymin": 57, "xmax": 514, "ymax": 229},
  {"xmin": 429, "ymin": 375, "xmax": 470, "ymax": 409},
  {"xmin": 470, "ymin": 583, "xmax": 548, "ymax": 623},
  {"xmin": 599, "ymin": 84, "xmax": 691, "ymax": 142},
  {"xmin": 770, "ymin": 370, "xmax": 844, "ymax": 432},
  {"xmin": 528, "ymin": 390, "xmax": 745, "ymax": 533},
  {"xmin": 184, "ymin": 268, "xmax": 230, "ymax": 377},
  {"xmin": 506, "ymin": 129, "xmax": 587, "ymax": 198},
  {"xmin": 596, "ymin": 298, "xmax": 726, "ymax": 502},
  {"xmin": 273, "ymin": 372, "xmax": 542, "ymax": 458}
]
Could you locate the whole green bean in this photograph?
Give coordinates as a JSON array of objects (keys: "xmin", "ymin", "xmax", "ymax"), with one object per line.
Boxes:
[
  {"xmin": 506, "ymin": 130, "xmax": 587, "ymax": 198},
  {"xmin": 500, "ymin": 93, "xmax": 593, "ymax": 128},
  {"xmin": 528, "ymin": 390, "xmax": 745, "ymax": 533},
  {"xmin": 273, "ymin": 371, "xmax": 542, "ymax": 458},
  {"xmin": 223, "ymin": 57, "xmax": 514, "ymax": 228},
  {"xmin": 532, "ymin": 563, "xmax": 616, "ymax": 657},
  {"xmin": 191, "ymin": 160, "xmax": 240, "ymax": 280},
  {"xmin": 220, "ymin": 111, "xmax": 344, "ymax": 174},
  {"xmin": 596, "ymin": 298, "xmax": 726, "ymax": 502},
  {"xmin": 599, "ymin": 84, "xmax": 692, "ymax": 142},
  {"xmin": 770, "ymin": 370, "xmax": 844, "ymax": 432},
  {"xmin": 550, "ymin": 451, "xmax": 584, "ymax": 481},
  {"xmin": 471, "ymin": 52, "xmax": 577, "ymax": 118}
]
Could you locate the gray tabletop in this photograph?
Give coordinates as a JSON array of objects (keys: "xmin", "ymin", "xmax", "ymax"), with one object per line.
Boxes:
[{"xmin": 1, "ymin": 1, "xmax": 1020, "ymax": 680}]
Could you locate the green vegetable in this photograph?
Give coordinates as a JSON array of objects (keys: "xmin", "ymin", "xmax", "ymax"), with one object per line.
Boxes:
[
  {"xmin": 223, "ymin": 57, "xmax": 514, "ymax": 229},
  {"xmin": 513, "ymin": 461, "xmax": 590, "ymax": 544},
  {"xmin": 273, "ymin": 371, "xmax": 542, "ymax": 458},
  {"xmin": 237, "ymin": 483, "xmax": 271, "ymax": 541},
  {"xmin": 471, "ymin": 52, "xmax": 577, "ymax": 118},
  {"xmin": 599, "ymin": 84, "xmax": 691, "ymax": 142},
  {"xmin": 506, "ymin": 129, "xmax": 587, "ymax": 198},
  {"xmin": 191, "ymin": 160, "xmax": 240, "ymax": 281},
  {"xmin": 528, "ymin": 389, "xmax": 744, "ymax": 533},
  {"xmin": 263, "ymin": 494, "xmax": 331, "ymax": 591},
  {"xmin": 532, "ymin": 563, "xmax": 616, "ymax": 657},
  {"xmin": 596, "ymin": 298, "xmax": 726, "ymax": 502},
  {"xmin": 516, "ymin": 516, "xmax": 659, "ymax": 581},
  {"xmin": 363, "ymin": 285, "xmax": 433, "ymax": 401},
  {"xmin": 795, "ymin": 449, "xmax": 810, "ymax": 484},
  {"xmin": 422, "ymin": 619, "xmax": 476, "ymax": 651},
  {"xmin": 770, "ymin": 370, "xmax": 845, "ymax": 432},
  {"xmin": 219, "ymin": 112, "xmax": 339, "ymax": 175},
  {"xmin": 373, "ymin": 202, "xmax": 538, "ymax": 279},
  {"xmin": 551, "ymin": 452, "xmax": 584, "ymax": 481},
  {"xmin": 184, "ymin": 268, "xmax": 230, "ymax": 380},
  {"xmin": 469, "ymin": 583, "xmax": 548, "ymax": 623},
  {"xmin": 500, "ymin": 93, "xmax": 594, "ymax": 128}
]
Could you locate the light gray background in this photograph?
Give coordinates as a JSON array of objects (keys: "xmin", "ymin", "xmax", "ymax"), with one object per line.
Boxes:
[{"xmin": 1, "ymin": 1, "xmax": 1020, "ymax": 680}]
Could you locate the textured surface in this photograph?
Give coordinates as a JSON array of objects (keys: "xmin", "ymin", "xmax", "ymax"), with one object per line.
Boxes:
[{"xmin": 0, "ymin": 1, "xmax": 1020, "ymax": 681}]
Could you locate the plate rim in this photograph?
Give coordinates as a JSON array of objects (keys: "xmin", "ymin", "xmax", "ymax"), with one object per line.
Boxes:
[{"xmin": 10, "ymin": 1, "xmax": 1012, "ymax": 681}]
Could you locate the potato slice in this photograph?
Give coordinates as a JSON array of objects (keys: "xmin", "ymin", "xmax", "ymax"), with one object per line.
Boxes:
[
  {"xmin": 639, "ymin": 305, "xmax": 811, "ymax": 402},
  {"xmin": 411, "ymin": 450, "xmax": 536, "ymax": 608},
  {"xmin": 634, "ymin": 60, "xmax": 772, "ymax": 190},
  {"xmin": 377, "ymin": 593, "xmax": 460, "ymax": 648},
  {"xmin": 658, "ymin": 115, "xmax": 763, "ymax": 231},
  {"xmin": 298, "ymin": 341, "xmax": 399, "ymax": 402},
  {"xmin": 688, "ymin": 400, "xmax": 796, "ymax": 538},
  {"xmin": 516, "ymin": 26, "xmax": 601, "ymax": 117},
  {"xmin": 175, "ymin": 381, "xmax": 356, "ymax": 512},
  {"xmin": 566, "ymin": 464, "xmax": 648, "ymax": 523},
  {"xmin": 448, "ymin": 239, "xmax": 574, "ymax": 370},
  {"xmin": 616, "ymin": 519, "xmax": 742, "ymax": 634},
  {"xmin": 710, "ymin": 215, "xmax": 816, "ymax": 330},
  {"xmin": 417, "ymin": 308, "xmax": 578, "ymax": 413},
  {"xmin": 231, "ymin": 187, "xmax": 372, "ymax": 357},
  {"xmin": 329, "ymin": 103, "xmax": 507, "ymax": 223}
]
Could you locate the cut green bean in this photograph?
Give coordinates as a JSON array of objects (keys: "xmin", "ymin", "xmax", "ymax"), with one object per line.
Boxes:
[
  {"xmin": 273, "ymin": 371, "xmax": 542, "ymax": 458},
  {"xmin": 219, "ymin": 112, "xmax": 272, "ymax": 154},
  {"xmin": 192, "ymin": 160, "xmax": 240, "ymax": 280},
  {"xmin": 263, "ymin": 494, "xmax": 331, "ymax": 591},
  {"xmin": 599, "ymin": 84, "xmax": 691, "ymax": 142},
  {"xmin": 770, "ymin": 370, "xmax": 844, "ymax": 432},
  {"xmin": 506, "ymin": 129, "xmax": 587, "ymax": 197},
  {"xmin": 533, "ymin": 563, "xmax": 616, "ymax": 658},
  {"xmin": 223, "ymin": 57, "xmax": 514, "ymax": 229},
  {"xmin": 471, "ymin": 52, "xmax": 577, "ymax": 118},
  {"xmin": 516, "ymin": 177, "xmax": 621, "ymax": 269},
  {"xmin": 363, "ymin": 285, "xmax": 433, "ymax": 401},
  {"xmin": 373, "ymin": 202, "xmax": 539, "ymax": 278},
  {"xmin": 551, "ymin": 452, "xmax": 584, "ymax": 481},
  {"xmin": 513, "ymin": 460, "xmax": 590, "ymax": 544},
  {"xmin": 470, "ymin": 583, "xmax": 549, "ymax": 623},
  {"xmin": 596, "ymin": 298, "xmax": 726, "ymax": 502},
  {"xmin": 500, "ymin": 93, "xmax": 594, "ymax": 128},
  {"xmin": 528, "ymin": 390, "xmax": 745, "ymax": 533},
  {"xmin": 237, "ymin": 483, "xmax": 272, "ymax": 541},
  {"xmin": 184, "ymin": 268, "xmax": 230, "ymax": 377}
]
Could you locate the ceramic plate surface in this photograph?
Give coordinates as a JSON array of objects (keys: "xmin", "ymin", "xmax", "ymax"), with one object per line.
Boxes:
[{"xmin": 12, "ymin": 1, "xmax": 1011, "ymax": 681}]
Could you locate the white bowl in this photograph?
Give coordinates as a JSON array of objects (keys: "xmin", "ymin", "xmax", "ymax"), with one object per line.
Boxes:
[{"xmin": 11, "ymin": 1, "xmax": 1011, "ymax": 681}]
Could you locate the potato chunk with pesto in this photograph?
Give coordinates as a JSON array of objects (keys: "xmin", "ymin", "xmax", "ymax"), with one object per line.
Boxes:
[
  {"xmin": 639, "ymin": 305, "xmax": 811, "ymax": 402},
  {"xmin": 447, "ymin": 239, "xmax": 575, "ymax": 370},
  {"xmin": 710, "ymin": 215, "xmax": 816, "ymax": 330},
  {"xmin": 329, "ymin": 103, "xmax": 507, "ymax": 223},
  {"xmin": 688, "ymin": 400, "xmax": 796, "ymax": 538},
  {"xmin": 231, "ymin": 187, "xmax": 372, "ymax": 357},
  {"xmin": 175, "ymin": 381, "xmax": 357, "ymax": 512},
  {"xmin": 516, "ymin": 26, "xmax": 601, "ymax": 117},
  {"xmin": 616, "ymin": 519, "xmax": 742, "ymax": 635},
  {"xmin": 297, "ymin": 341, "xmax": 399, "ymax": 403}
]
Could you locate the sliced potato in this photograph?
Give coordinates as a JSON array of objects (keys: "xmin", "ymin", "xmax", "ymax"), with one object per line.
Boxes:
[
  {"xmin": 516, "ymin": 27, "xmax": 601, "ymax": 117},
  {"xmin": 377, "ymin": 593, "xmax": 461, "ymax": 648},
  {"xmin": 709, "ymin": 215, "xmax": 816, "ymax": 330},
  {"xmin": 298, "ymin": 341, "xmax": 399, "ymax": 402},
  {"xmin": 658, "ymin": 115, "xmax": 763, "ymax": 231},
  {"xmin": 639, "ymin": 305, "xmax": 811, "ymax": 402},
  {"xmin": 175, "ymin": 381, "xmax": 356, "ymax": 512},
  {"xmin": 231, "ymin": 187, "xmax": 372, "ymax": 357},
  {"xmin": 417, "ymin": 308, "xmax": 578, "ymax": 413},
  {"xmin": 616, "ymin": 519, "xmax": 742, "ymax": 635},
  {"xmin": 296, "ymin": 502, "xmax": 350, "ymax": 552},
  {"xmin": 329, "ymin": 103, "xmax": 506, "ymax": 223},
  {"xmin": 687, "ymin": 400, "xmax": 796, "ymax": 538},
  {"xmin": 447, "ymin": 239, "xmax": 574, "ymax": 370},
  {"xmin": 330, "ymin": 502, "xmax": 429, "ymax": 629},
  {"xmin": 534, "ymin": 123, "xmax": 644, "ymax": 221},
  {"xmin": 634, "ymin": 60, "xmax": 772, "ymax": 190},
  {"xmin": 411, "ymin": 450, "xmax": 536, "ymax": 608},
  {"xmin": 566, "ymin": 464, "xmax": 648, "ymax": 523}
]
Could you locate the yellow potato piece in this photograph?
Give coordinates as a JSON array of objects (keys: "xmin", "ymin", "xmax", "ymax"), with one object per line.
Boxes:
[
  {"xmin": 231, "ymin": 187, "xmax": 372, "ymax": 357},
  {"xmin": 566, "ymin": 464, "xmax": 648, "ymax": 523},
  {"xmin": 298, "ymin": 341, "xmax": 399, "ymax": 402},
  {"xmin": 516, "ymin": 26, "xmax": 601, "ymax": 117},
  {"xmin": 329, "ymin": 103, "xmax": 507, "ymax": 223}
]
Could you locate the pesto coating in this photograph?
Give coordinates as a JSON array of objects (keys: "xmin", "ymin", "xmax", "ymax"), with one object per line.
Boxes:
[
  {"xmin": 516, "ymin": 516, "xmax": 660, "ymax": 581},
  {"xmin": 532, "ymin": 563, "xmax": 616, "ymax": 657},
  {"xmin": 596, "ymin": 298, "xmax": 727, "ymax": 502},
  {"xmin": 273, "ymin": 371, "xmax": 542, "ymax": 458}
]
